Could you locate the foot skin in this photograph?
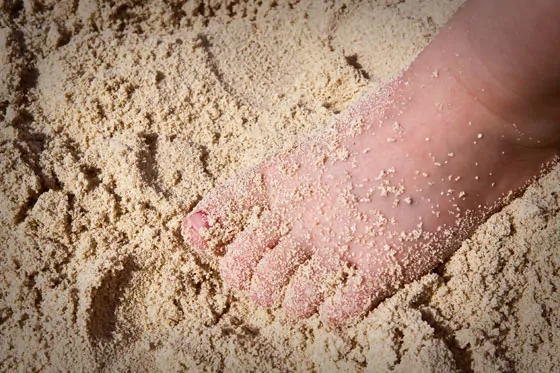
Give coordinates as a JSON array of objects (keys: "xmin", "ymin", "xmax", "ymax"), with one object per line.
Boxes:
[{"xmin": 182, "ymin": 42, "xmax": 560, "ymax": 327}]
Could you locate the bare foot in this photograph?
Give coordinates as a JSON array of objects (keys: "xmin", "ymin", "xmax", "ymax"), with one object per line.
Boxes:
[{"xmin": 182, "ymin": 3, "xmax": 560, "ymax": 326}]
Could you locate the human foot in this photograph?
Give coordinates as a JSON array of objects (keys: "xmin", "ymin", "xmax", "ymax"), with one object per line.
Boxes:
[
  {"xmin": 182, "ymin": 69, "xmax": 557, "ymax": 326},
  {"xmin": 182, "ymin": 2, "xmax": 560, "ymax": 326}
]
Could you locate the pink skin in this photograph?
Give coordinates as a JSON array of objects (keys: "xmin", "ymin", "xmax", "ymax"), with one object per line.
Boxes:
[
  {"xmin": 182, "ymin": 0, "xmax": 560, "ymax": 326},
  {"xmin": 182, "ymin": 211, "xmax": 210, "ymax": 251},
  {"xmin": 187, "ymin": 211, "xmax": 209, "ymax": 230}
]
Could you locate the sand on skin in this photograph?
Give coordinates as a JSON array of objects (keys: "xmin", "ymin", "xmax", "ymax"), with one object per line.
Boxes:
[{"xmin": 1, "ymin": 0, "xmax": 559, "ymax": 371}]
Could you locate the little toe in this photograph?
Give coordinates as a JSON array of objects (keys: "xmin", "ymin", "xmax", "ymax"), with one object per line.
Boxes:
[
  {"xmin": 282, "ymin": 252, "xmax": 344, "ymax": 320},
  {"xmin": 250, "ymin": 236, "xmax": 310, "ymax": 307},
  {"xmin": 220, "ymin": 213, "xmax": 282, "ymax": 291}
]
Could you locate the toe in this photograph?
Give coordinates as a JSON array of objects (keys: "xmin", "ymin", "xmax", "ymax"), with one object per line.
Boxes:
[
  {"xmin": 319, "ymin": 271, "xmax": 385, "ymax": 327},
  {"xmin": 282, "ymin": 252, "xmax": 344, "ymax": 320},
  {"xmin": 250, "ymin": 236, "xmax": 310, "ymax": 307},
  {"xmin": 220, "ymin": 213, "xmax": 282, "ymax": 291},
  {"xmin": 182, "ymin": 210, "xmax": 210, "ymax": 250},
  {"xmin": 183, "ymin": 168, "xmax": 267, "ymax": 254}
]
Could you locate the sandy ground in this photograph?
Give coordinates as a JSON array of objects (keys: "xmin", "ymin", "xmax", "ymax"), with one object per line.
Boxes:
[{"xmin": 1, "ymin": 0, "xmax": 559, "ymax": 371}]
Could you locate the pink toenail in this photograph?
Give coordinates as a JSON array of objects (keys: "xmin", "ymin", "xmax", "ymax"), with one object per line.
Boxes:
[
  {"xmin": 182, "ymin": 211, "xmax": 212, "ymax": 251},
  {"xmin": 188, "ymin": 211, "xmax": 210, "ymax": 230}
]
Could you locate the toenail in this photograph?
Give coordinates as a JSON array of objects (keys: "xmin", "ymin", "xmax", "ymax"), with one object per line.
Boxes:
[{"xmin": 188, "ymin": 210, "xmax": 210, "ymax": 230}]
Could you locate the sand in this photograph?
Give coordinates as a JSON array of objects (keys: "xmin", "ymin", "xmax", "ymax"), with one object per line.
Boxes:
[{"xmin": 1, "ymin": 0, "xmax": 559, "ymax": 371}]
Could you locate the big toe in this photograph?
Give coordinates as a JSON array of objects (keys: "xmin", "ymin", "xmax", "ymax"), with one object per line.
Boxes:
[
  {"xmin": 182, "ymin": 210, "xmax": 210, "ymax": 250},
  {"xmin": 182, "ymin": 168, "xmax": 268, "ymax": 255}
]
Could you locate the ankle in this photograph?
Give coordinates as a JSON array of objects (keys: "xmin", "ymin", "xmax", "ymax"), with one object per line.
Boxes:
[{"xmin": 407, "ymin": 13, "xmax": 560, "ymax": 153}]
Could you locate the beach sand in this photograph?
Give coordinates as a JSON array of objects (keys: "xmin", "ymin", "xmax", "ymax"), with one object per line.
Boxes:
[{"xmin": 1, "ymin": 0, "xmax": 559, "ymax": 371}]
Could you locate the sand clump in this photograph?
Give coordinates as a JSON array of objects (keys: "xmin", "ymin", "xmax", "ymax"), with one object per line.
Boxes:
[{"xmin": 1, "ymin": 0, "xmax": 558, "ymax": 371}]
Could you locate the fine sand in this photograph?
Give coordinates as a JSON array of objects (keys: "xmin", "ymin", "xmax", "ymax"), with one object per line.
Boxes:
[{"xmin": 1, "ymin": 0, "xmax": 559, "ymax": 371}]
